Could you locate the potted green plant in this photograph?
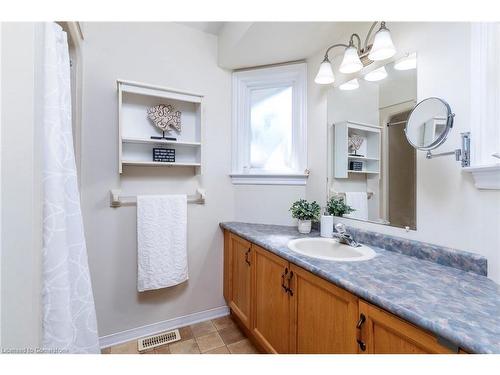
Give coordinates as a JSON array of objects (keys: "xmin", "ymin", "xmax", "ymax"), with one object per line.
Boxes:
[
  {"xmin": 326, "ymin": 196, "xmax": 355, "ymax": 217},
  {"xmin": 289, "ymin": 199, "xmax": 321, "ymax": 234}
]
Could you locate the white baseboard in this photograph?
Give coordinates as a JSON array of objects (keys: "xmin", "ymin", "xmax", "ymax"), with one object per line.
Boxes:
[{"xmin": 99, "ymin": 305, "xmax": 230, "ymax": 349}]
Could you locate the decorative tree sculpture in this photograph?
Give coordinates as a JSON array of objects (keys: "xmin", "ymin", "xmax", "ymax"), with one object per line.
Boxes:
[
  {"xmin": 147, "ymin": 104, "xmax": 182, "ymax": 140},
  {"xmin": 348, "ymin": 134, "xmax": 364, "ymax": 156}
]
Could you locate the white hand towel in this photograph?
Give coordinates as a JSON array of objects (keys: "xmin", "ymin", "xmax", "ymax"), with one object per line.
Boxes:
[
  {"xmin": 344, "ymin": 192, "xmax": 368, "ymax": 221},
  {"xmin": 137, "ymin": 195, "xmax": 188, "ymax": 292}
]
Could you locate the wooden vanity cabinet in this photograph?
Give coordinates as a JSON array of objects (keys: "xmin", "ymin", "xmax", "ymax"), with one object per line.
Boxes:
[
  {"xmin": 250, "ymin": 244, "xmax": 359, "ymax": 353},
  {"xmin": 289, "ymin": 264, "xmax": 359, "ymax": 353},
  {"xmin": 226, "ymin": 233, "xmax": 253, "ymax": 329},
  {"xmin": 358, "ymin": 301, "xmax": 455, "ymax": 354},
  {"xmin": 223, "ymin": 231, "xmax": 462, "ymax": 354}
]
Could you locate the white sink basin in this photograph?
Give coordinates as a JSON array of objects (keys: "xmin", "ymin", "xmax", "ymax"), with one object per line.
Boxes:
[{"xmin": 287, "ymin": 237, "xmax": 376, "ymax": 262}]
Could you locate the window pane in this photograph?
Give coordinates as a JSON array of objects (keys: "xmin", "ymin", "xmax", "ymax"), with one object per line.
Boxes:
[{"xmin": 250, "ymin": 86, "xmax": 293, "ymax": 171}]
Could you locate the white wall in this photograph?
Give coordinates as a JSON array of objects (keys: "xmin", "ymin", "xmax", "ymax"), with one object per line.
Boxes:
[
  {"xmin": 0, "ymin": 22, "xmax": 43, "ymax": 349},
  {"xmin": 218, "ymin": 22, "xmax": 364, "ymax": 70},
  {"xmin": 328, "ymin": 81, "xmax": 380, "ymax": 125},
  {"xmin": 80, "ymin": 22, "xmax": 234, "ymax": 338},
  {"xmin": 233, "ymin": 185, "xmax": 305, "ymax": 226},
  {"xmin": 378, "ymin": 66, "xmax": 416, "ymax": 108},
  {"xmin": 306, "ymin": 22, "xmax": 500, "ymax": 283}
]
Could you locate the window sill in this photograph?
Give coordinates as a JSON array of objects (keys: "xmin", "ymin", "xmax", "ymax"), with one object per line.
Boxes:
[
  {"xmin": 230, "ymin": 172, "xmax": 309, "ymax": 186},
  {"xmin": 462, "ymin": 163, "xmax": 500, "ymax": 190}
]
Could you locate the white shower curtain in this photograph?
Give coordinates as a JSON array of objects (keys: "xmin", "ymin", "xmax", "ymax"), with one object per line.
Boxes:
[{"xmin": 41, "ymin": 23, "xmax": 100, "ymax": 354}]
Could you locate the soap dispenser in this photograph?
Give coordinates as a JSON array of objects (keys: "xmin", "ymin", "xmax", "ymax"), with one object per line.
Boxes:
[{"xmin": 320, "ymin": 211, "xmax": 334, "ymax": 238}]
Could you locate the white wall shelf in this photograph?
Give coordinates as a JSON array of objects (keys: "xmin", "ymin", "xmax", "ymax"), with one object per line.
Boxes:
[
  {"xmin": 122, "ymin": 137, "xmax": 201, "ymax": 147},
  {"xmin": 347, "ymin": 156, "xmax": 380, "ymax": 161},
  {"xmin": 117, "ymin": 79, "xmax": 204, "ymax": 174},
  {"xmin": 462, "ymin": 163, "xmax": 500, "ymax": 190},
  {"xmin": 122, "ymin": 161, "xmax": 202, "ymax": 167},
  {"xmin": 334, "ymin": 121, "xmax": 381, "ymax": 178},
  {"xmin": 348, "ymin": 170, "xmax": 380, "ymax": 174}
]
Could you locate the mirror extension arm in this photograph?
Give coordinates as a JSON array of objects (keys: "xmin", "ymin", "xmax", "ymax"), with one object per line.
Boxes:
[{"xmin": 425, "ymin": 132, "xmax": 471, "ymax": 167}]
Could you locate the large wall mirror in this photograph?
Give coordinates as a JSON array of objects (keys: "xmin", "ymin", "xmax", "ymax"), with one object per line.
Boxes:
[{"xmin": 327, "ymin": 53, "xmax": 417, "ymax": 229}]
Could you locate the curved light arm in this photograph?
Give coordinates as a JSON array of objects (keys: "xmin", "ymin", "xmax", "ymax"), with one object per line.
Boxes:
[
  {"xmin": 323, "ymin": 43, "xmax": 349, "ymax": 60},
  {"xmin": 364, "ymin": 21, "xmax": 379, "ymax": 50},
  {"xmin": 322, "ymin": 21, "xmax": 383, "ymax": 60},
  {"xmin": 349, "ymin": 33, "xmax": 362, "ymax": 51}
]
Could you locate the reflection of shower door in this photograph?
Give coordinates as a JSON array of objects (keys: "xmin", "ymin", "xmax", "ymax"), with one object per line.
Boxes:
[{"xmin": 388, "ymin": 111, "xmax": 416, "ymax": 229}]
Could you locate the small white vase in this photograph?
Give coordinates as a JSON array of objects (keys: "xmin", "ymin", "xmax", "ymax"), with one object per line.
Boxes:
[{"xmin": 297, "ymin": 219, "xmax": 312, "ymax": 234}]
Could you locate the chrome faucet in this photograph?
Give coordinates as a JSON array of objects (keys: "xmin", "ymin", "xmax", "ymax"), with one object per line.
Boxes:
[{"xmin": 334, "ymin": 223, "xmax": 360, "ymax": 248}]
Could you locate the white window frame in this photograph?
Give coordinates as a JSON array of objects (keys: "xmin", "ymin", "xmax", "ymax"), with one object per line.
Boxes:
[
  {"xmin": 463, "ymin": 23, "xmax": 500, "ymax": 189},
  {"xmin": 230, "ymin": 62, "xmax": 308, "ymax": 185}
]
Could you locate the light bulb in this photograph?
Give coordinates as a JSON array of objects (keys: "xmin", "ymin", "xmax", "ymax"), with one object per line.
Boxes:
[
  {"xmin": 394, "ymin": 52, "xmax": 417, "ymax": 70},
  {"xmin": 368, "ymin": 24, "xmax": 396, "ymax": 61},
  {"xmin": 339, "ymin": 46, "xmax": 363, "ymax": 74},
  {"xmin": 364, "ymin": 66, "xmax": 388, "ymax": 82},
  {"xmin": 339, "ymin": 79, "xmax": 359, "ymax": 91},
  {"xmin": 315, "ymin": 59, "xmax": 335, "ymax": 84}
]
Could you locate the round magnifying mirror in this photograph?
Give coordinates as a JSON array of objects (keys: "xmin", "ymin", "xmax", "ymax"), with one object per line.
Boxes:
[{"xmin": 405, "ymin": 97, "xmax": 454, "ymax": 150}]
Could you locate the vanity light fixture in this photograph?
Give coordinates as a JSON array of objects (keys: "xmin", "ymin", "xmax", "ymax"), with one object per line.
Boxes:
[
  {"xmin": 314, "ymin": 58, "xmax": 336, "ymax": 84},
  {"xmin": 368, "ymin": 22, "xmax": 396, "ymax": 61},
  {"xmin": 315, "ymin": 21, "xmax": 396, "ymax": 85},
  {"xmin": 339, "ymin": 78, "xmax": 360, "ymax": 91},
  {"xmin": 364, "ymin": 66, "xmax": 388, "ymax": 82},
  {"xmin": 339, "ymin": 43, "xmax": 364, "ymax": 74},
  {"xmin": 394, "ymin": 52, "xmax": 417, "ymax": 70},
  {"xmin": 364, "ymin": 66, "xmax": 387, "ymax": 82}
]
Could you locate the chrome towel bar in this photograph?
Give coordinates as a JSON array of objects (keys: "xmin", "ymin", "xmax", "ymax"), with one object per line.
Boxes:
[{"xmin": 110, "ymin": 188, "xmax": 206, "ymax": 207}]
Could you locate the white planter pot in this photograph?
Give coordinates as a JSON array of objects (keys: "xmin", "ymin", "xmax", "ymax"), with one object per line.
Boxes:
[{"xmin": 297, "ymin": 219, "xmax": 312, "ymax": 234}]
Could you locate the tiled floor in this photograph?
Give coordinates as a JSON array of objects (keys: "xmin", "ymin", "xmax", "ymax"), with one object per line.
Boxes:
[{"xmin": 102, "ymin": 315, "xmax": 260, "ymax": 354}]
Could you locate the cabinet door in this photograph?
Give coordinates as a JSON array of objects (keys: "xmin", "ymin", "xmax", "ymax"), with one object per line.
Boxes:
[
  {"xmin": 228, "ymin": 233, "xmax": 253, "ymax": 329},
  {"xmin": 358, "ymin": 301, "xmax": 455, "ymax": 354},
  {"xmin": 252, "ymin": 245, "xmax": 291, "ymax": 353},
  {"xmin": 289, "ymin": 264, "xmax": 359, "ymax": 353},
  {"xmin": 223, "ymin": 230, "xmax": 231, "ymax": 303}
]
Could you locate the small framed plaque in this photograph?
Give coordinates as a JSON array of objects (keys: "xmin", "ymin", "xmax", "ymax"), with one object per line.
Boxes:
[
  {"xmin": 349, "ymin": 160, "xmax": 363, "ymax": 171},
  {"xmin": 153, "ymin": 148, "xmax": 175, "ymax": 163}
]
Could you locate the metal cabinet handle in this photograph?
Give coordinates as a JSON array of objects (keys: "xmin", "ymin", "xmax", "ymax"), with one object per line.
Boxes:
[
  {"xmin": 357, "ymin": 339, "xmax": 366, "ymax": 351},
  {"xmin": 281, "ymin": 268, "xmax": 289, "ymax": 293},
  {"xmin": 245, "ymin": 248, "xmax": 251, "ymax": 266},
  {"xmin": 286, "ymin": 271, "xmax": 294, "ymax": 296},
  {"xmin": 356, "ymin": 313, "xmax": 366, "ymax": 329},
  {"xmin": 356, "ymin": 313, "xmax": 367, "ymax": 352}
]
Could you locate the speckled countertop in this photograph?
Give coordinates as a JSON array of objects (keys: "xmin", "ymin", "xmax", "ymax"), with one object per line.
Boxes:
[{"xmin": 220, "ymin": 222, "xmax": 500, "ymax": 354}]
